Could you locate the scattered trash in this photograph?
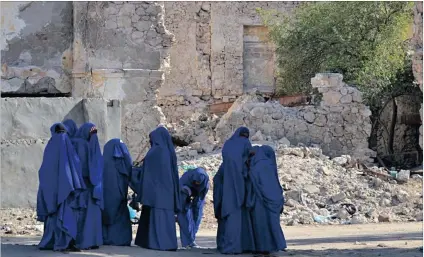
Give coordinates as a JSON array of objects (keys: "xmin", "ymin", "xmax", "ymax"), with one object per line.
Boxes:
[
  {"xmin": 341, "ymin": 203, "xmax": 357, "ymax": 215},
  {"xmin": 389, "ymin": 167, "xmax": 398, "ymax": 179}
]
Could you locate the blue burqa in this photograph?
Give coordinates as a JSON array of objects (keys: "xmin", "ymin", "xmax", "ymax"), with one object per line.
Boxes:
[
  {"xmin": 133, "ymin": 126, "xmax": 181, "ymax": 251},
  {"xmin": 249, "ymin": 145, "xmax": 286, "ymax": 253},
  {"xmin": 73, "ymin": 123, "xmax": 104, "ymax": 249},
  {"xmin": 63, "ymin": 119, "xmax": 78, "ymax": 138},
  {"xmin": 177, "ymin": 167, "xmax": 209, "ymax": 247},
  {"xmin": 102, "ymin": 139, "xmax": 133, "ymax": 246},
  {"xmin": 37, "ymin": 123, "xmax": 85, "ymax": 251},
  {"xmin": 215, "ymin": 127, "xmax": 255, "ymax": 254}
]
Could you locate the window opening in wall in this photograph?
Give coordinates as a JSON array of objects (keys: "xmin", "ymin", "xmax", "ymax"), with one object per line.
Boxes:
[{"xmin": 242, "ymin": 25, "xmax": 276, "ymax": 94}]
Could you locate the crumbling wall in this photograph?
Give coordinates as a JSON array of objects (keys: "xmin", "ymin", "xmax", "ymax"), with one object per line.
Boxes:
[
  {"xmin": 412, "ymin": 2, "xmax": 423, "ymax": 149},
  {"xmin": 376, "ymin": 95, "xmax": 423, "ymax": 168},
  {"xmin": 159, "ymin": 2, "xmax": 212, "ymax": 122},
  {"xmin": 210, "ymin": 2, "xmax": 298, "ymax": 98},
  {"xmin": 160, "ymin": 2, "xmax": 299, "ymax": 123},
  {"xmin": 215, "ymin": 73, "xmax": 376, "ymax": 163},
  {"xmin": 1, "ymin": 2, "xmax": 73, "ymax": 94},
  {"xmin": 72, "ymin": 1, "xmax": 172, "ymax": 156},
  {"xmin": 1, "ymin": 98, "xmax": 121, "ymax": 208}
]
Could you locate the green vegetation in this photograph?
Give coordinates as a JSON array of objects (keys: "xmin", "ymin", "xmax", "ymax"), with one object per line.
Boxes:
[{"xmin": 258, "ymin": 1, "xmax": 416, "ymax": 108}]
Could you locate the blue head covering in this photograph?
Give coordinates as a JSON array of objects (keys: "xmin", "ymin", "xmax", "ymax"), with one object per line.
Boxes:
[
  {"xmin": 75, "ymin": 122, "xmax": 104, "ymax": 207},
  {"xmin": 63, "ymin": 119, "xmax": 78, "ymax": 138},
  {"xmin": 229, "ymin": 126, "xmax": 250, "ymax": 140},
  {"xmin": 102, "ymin": 139, "xmax": 133, "ymax": 225},
  {"xmin": 37, "ymin": 123, "xmax": 85, "ymax": 220},
  {"xmin": 180, "ymin": 167, "xmax": 209, "ymax": 201},
  {"xmin": 137, "ymin": 126, "xmax": 181, "ymax": 212},
  {"xmin": 249, "ymin": 146, "xmax": 284, "ymax": 213},
  {"xmin": 220, "ymin": 126, "xmax": 252, "ymax": 218}
]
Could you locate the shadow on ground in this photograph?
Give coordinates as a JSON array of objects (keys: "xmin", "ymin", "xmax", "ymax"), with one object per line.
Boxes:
[
  {"xmin": 288, "ymin": 232, "xmax": 423, "ymax": 246},
  {"xmin": 1, "ymin": 232, "xmax": 423, "ymax": 257}
]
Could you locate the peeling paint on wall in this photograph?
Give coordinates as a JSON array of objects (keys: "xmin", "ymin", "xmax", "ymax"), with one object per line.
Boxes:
[
  {"xmin": 0, "ymin": 2, "xmax": 27, "ymax": 51},
  {"xmin": 1, "ymin": 1, "xmax": 73, "ymax": 94}
]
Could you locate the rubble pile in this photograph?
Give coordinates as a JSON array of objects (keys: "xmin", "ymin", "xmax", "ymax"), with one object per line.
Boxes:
[
  {"xmin": 177, "ymin": 141, "xmax": 423, "ymax": 230},
  {"xmin": 1, "ymin": 140, "xmax": 422, "ymax": 236},
  {"xmin": 168, "ymin": 112, "xmax": 221, "ymax": 155}
]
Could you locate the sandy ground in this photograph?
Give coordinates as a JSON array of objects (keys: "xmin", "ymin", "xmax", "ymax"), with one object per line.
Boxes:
[{"xmin": 1, "ymin": 222, "xmax": 422, "ymax": 257}]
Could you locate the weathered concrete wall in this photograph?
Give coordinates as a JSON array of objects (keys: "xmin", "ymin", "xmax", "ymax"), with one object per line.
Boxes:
[
  {"xmin": 72, "ymin": 1, "xmax": 172, "ymax": 157},
  {"xmin": 1, "ymin": 2, "xmax": 73, "ymax": 94},
  {"xmin": 412, "ymin": 2, "xmax": 423, "ymax": 150},
  {"xmin": 160, "ymin": 2, "xmax": 298, "ymax": 123},
  {"xmin": 215, "ymin": 73, "xmax": 376, "ymax": 163},
  {"xmin": 1, "ymin": 97, "xmax": 121, "ymax": 208}
]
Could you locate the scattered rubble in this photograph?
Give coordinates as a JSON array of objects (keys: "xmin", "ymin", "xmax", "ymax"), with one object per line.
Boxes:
[
  {"xmin": 1, "ymin": 141, "xmax": 422, "ymax": 236},
  {"xmin": 177, "ymin": 141, "xmax": 423, "ymax": 229}
]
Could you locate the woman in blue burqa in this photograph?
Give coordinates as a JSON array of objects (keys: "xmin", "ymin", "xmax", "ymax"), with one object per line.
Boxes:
[
  {"xmin": 72, "ymin": 123, "xmax": 104, "ymax": 249},
  {"xmin": 63, "ymin": 119, "xmax": 78, "ymax": 139},
  {"xmin": 177, "ymin": 167, "xmax": 209, "ymax": 249},
  {"xmin": 213, "ymin": 126, "xmax": 255, "ymax": 254},
  {"xmin": 248, "ymin": 145, "xmax": 286, "ymax": 253},
  {"xmin": 132, "ymin": 126, "xmax": 181, "ymax": 251},
  {"xmin": 102, "ymin": 139, "xmax": 133, "ymax": 246},
  {"xmin": 37, "ymin": 123, "xmax": 86, "ymax": 251}
]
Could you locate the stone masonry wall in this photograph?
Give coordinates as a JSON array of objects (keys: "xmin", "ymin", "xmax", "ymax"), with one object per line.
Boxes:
[
  {"xmin": 160, "ymin": 2, "xmax": 299, "ymax": 123},
  {"xmin": 72, "ymin": 1, "xmax": 172, "ymax": 157},
  {"xmin": 412, "ymin": 2, "xmax": 423, "ymax": 150},
  {"xmin": 215, "ymin": 73, "xmax": 376, "ymax": 163},
  {"xmin": 1, "ymin": 2, "xmax": 73, "ymax": 94}
]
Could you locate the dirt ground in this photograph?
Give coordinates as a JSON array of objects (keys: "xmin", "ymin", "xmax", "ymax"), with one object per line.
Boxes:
[{"xmin": 1, "ymin": 222, "xmax": 422, "ymax": 257}]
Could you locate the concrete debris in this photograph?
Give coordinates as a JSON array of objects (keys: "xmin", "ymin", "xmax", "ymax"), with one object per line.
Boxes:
[
  {"xmin": 397, "ymin": 170, "xmax": 411, "ymax": 182},
  {"xmin": 1, "ymin": 141, "xmax": 422, "ymax": 236},
  {"xmin": 173, "ymin": 141, "xmax": 423, "ymax": 228}
]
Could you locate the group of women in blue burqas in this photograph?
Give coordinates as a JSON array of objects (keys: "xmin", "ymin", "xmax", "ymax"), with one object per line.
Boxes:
[
  {"xmin": 37, "ymin": 120, "xmax": 104, "ymax": 251},
  {"xmin": 37, "ymin": 123, "xmax": 210, "ymax": 252},
  {"xmin": 37, "ymin": 121, "xmax": 285, "ymax": 254},
  {"xmin": 213, "ymin": 127, "xmax": 287, "ymax": 255}
]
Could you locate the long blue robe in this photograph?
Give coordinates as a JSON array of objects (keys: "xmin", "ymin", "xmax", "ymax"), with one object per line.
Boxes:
[
  {"xmin": 73, "ymin": 123, "xmax": 104, "ymax": 249},
  {"xmin": 215, "ymin": 127, "xmax": 255, "ymax": 254},
  {"xmin": 102, "ymin": 139, "xmax": 133, "ymax": 246},
  {"xmin": 37, "ymin": 123, "xmax": 86, "ymax": 251},
  {"xmin": 177, "ymin": 168, "xmax": 209, "ymax": 247},
  {"xmin": 133, "ymin": 126, "xmax": 181, "ymax": 251},
  {"xmin": 249, "ymin": 146, "xmax": 287, "ymax": 253},
  {"xmin": 213, "ymin": 164, "xmax": 224, "ymax": 250}
]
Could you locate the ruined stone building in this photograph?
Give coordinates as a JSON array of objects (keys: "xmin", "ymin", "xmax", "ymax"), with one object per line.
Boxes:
[{"xmin": 1, "ymin": 2, "xmax": 422, "ymax": 208}]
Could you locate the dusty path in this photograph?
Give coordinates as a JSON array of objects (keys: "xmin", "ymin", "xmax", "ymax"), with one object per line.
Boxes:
[{"xmin": 1, "ymin": 222, "xmax": 422, "ymax": 257}]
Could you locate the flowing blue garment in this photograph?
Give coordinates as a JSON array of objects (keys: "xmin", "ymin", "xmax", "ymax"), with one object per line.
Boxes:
[
  {"xmin": 215, "ymin": 127, "xmax": 255, "ymax": 254},
  {"xmin": 102, "ymin": 139, "xmax": 133, "ymax": 246},
  {"xmin": 177, "ymin": 168, "xmax": 209, "ymax": 247},
  {"xmin": 213, "ymin": 164, "xmax": 224, "ymax": 249},
  {"xmin": 249, "ymin": 146, "xmax": 286, "ymax": 253},
  {"xmin": 37, "ymin": 123, "xmax": 85, "ymax": 251},
  {"xmin": 73, "ymin": 123, "xmax": 104, "ymax": 249},
  {"xmin": 133, "ymin": 126, "xmax": 181, "ymax": 251},
  {"xmin": 63, "ymin": 119, "xmax": 78, "ymax": 138}
]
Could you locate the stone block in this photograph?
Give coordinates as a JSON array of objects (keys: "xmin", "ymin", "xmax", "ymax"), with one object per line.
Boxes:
[{"xmin": 311, "ymin": 73, "xmax": 344, "ymax": 88}]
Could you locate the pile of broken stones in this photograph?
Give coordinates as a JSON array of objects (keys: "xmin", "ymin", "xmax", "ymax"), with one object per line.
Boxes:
[
  {"xmin": 177, "ymin": 138, "xmax": 423, "ymax": 229},
  {"xmin": 1, "ymin": 136, "xmax": 422, "ymax": 236}
]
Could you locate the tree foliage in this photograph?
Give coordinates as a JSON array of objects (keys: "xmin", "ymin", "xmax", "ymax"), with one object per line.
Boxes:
[{"xmin": 258, "ymin": 1, "xmax": 415, "ymax": 104}]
